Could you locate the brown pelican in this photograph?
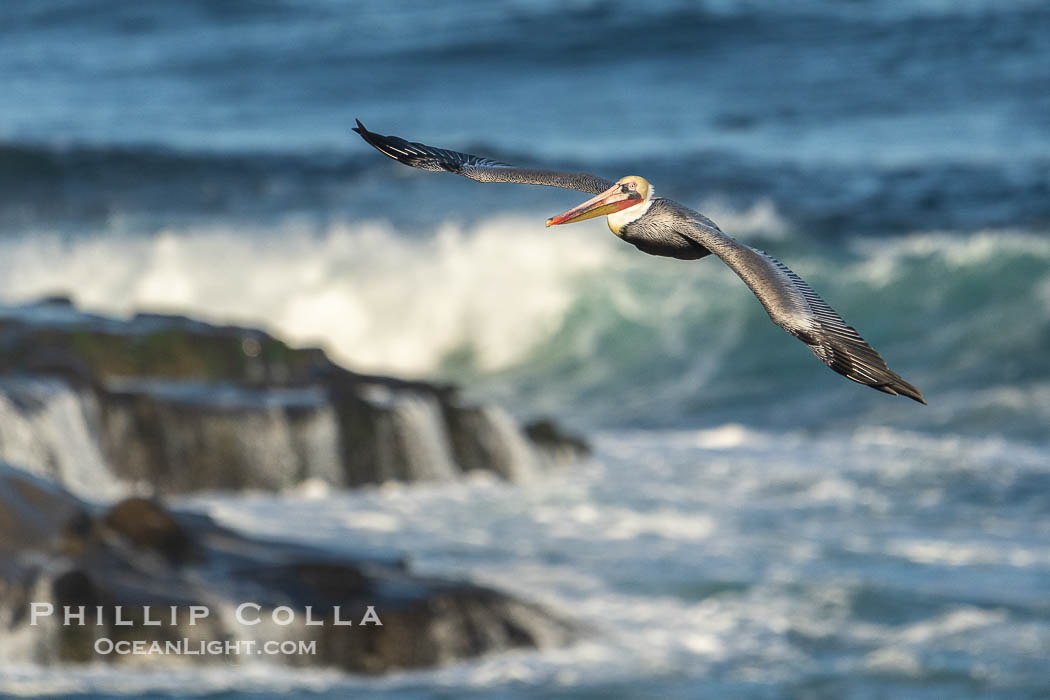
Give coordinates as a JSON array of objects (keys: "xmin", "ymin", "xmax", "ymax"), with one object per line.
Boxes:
[{"xmin": 354, "ymin": 120, "xmax": 925, "ymax": 404}]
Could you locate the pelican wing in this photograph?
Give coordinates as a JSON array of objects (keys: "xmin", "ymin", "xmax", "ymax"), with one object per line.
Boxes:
[
  {"xmin": 670, "ymin": 203, "xmax": 925, "ymax": 403},
  {"xmin": 354, "ymin": 120, "xmax": 615, "ymax": 195}
]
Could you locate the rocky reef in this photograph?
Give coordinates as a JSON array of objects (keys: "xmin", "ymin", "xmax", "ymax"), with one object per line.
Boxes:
[
  {"xmin": 0, "ymin": 297, "xmax": 588, "ymax": 497},
  {"xmin": 0, "ymin": 298, "xmax": 587, "ymax": 672},
  {"xmin": 0, "ymin": 462, "xmax": 574, "ymax": 672}
]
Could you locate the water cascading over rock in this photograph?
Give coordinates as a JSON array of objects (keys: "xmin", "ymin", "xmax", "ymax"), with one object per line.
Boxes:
[{"xmin": 0, "ymin": 299, "xmax": 589, "ymax": 497}]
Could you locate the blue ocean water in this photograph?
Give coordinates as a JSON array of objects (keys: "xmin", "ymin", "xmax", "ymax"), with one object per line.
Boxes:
[{"xmin": 0, "ymin": 1, "xmax": 1048, "ymax": 697}]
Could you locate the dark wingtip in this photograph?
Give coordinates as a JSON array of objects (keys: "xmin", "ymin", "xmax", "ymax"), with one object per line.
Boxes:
[
  {"xmin": 894, "ymin": 380, "xmax": 927, "ymax": 405},
  {"xmin": 352, "ymin": 118, "xmax": 366, "ymax": 134},
  {"xmin": 868, "ymin": 375, "xmax": 926, "ymax": 405}
]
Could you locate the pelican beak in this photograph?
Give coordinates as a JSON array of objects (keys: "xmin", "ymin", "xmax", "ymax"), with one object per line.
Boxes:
[{"xmin": 545, "ymin": 183, "xmax": 641, "ymax": 227}]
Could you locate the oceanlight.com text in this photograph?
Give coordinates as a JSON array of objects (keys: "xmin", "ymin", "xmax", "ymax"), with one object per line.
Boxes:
[{"xmin": 94, "ymin": 638, "xmax": 317, "ymax": 656}]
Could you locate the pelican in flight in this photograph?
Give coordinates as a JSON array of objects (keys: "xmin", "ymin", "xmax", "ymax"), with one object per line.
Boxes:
[{"xmin": 354, "ymin": 120, "xmax": 925, "ymax": 404}]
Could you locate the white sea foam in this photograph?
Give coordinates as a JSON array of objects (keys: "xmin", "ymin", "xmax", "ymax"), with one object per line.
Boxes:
[
  {"xmin": 850, "ymin": 229, "xmax": 1050, "ymax": 287},
  {"xmin": 885, "ymin": 539, "xmax": 1050, "ymax": 569},
  {"xmin": 695, "ymin": 197, "xmax": 789, "ymax": 241},
  {"xmin": 863, "ymin": 647, "xmax": 922, "ymax": 676}
]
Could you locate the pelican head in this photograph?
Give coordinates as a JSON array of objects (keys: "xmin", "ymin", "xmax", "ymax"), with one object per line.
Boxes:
[{"xmin": 545, "ymin": 176, "xmax": 652, "ymax": 230}]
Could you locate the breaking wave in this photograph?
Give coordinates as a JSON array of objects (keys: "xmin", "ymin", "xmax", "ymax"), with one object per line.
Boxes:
[
  {"xmin": 0, "ymin": 209, "xmax": 1046, "ymax": 436},
  {"xmin": 0, "ymin": 216, "xmax": 614, "ymax": 375}
]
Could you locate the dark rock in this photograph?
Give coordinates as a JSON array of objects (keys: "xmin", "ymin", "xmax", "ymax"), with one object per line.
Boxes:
[
  {"xmin": 38, "ymin": 295, "xmax": 75, "ymax": 307},
  {"xmin": 525, "ymin": 418, "xmax": 590, "ymax": 457},
  {"xmin": 50, "ymin": 569, "xmax": 106, "ymax": 663},
  {"xmin": 443, "ymin": 402, "xmax": 542, "ymax": 480},
  {"xmin": 100, "ymin": 497, "xmax": 199, "ymax": 565},
  {"xmin": 0, "ymin": 461, "xmax": 575, "ymax": 672},
  {"xmin": 0, "ymin": 461, "xmax": 88, "ymax": 556},
  {"xmin": 97, "ymin": 381, "xmax": 343, "ymax": 492},
  {"xmin": 0, "ymin": 300, "xmax": 588, "ymax": 495}
]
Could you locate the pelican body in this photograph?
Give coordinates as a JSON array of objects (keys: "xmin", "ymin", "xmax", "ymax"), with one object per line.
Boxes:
[{"xmin": 354, "ymin": 120, "xmax": 925, "ymax": 404}]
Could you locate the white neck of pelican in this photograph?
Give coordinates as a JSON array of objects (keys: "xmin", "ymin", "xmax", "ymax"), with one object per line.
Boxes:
[{"xmin": 607, "ymin": 185, "xmax": 654, "ymax": 235}]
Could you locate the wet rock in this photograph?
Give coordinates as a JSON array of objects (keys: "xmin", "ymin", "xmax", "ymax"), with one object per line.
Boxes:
[
  {"xmin": 444, "ymin": 403, "xmax": 543, "ymax": 480},
  {"xmin": 98, "ymin": 380, "xmax": 344, "ymax": 492},
  {"xmin": 0, "ymin": 300, "xmax": 587, "ymax": 495},
  {"xmin": 100, "ymin": 497, "xmax": 198, "ymax": 565},
  {"xmin": 0, "ymin": 462, "xmax": 575, "ymax": 672},
  {"xmin": 0, "ymin": 461, "xmax": 87, "ymax": 555},
  {"xmin": 524, "ymin": 419, "xmax": 590, "ymax": 457}
]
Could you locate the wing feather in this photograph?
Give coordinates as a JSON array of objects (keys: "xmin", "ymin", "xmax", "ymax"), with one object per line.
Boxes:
[
  {"xmin": 354, "ymin": 120, "xmax": 614, "ymax": 195},
  {"xmin": 672, "ymin": 205, "xmax": 925, "ymax": 403}
]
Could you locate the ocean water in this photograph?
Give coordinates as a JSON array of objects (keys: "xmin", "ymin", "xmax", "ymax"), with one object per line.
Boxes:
[
  {"xmin": 1, "ymin": 1, "xmax": 1048, "ymax": 697},
  {"xmin": 5, "ymin": 429, "xmax": 1050, "ymax": 698}
]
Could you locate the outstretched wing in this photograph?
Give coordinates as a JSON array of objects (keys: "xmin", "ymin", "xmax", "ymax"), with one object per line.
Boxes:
[
  {"xmin": 671, "ymin": 203, "xmax": 925, "ymax": 403},
  {"xmin": 354, "ymin": 120, "xmax": 614, "ymax": 195}
]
